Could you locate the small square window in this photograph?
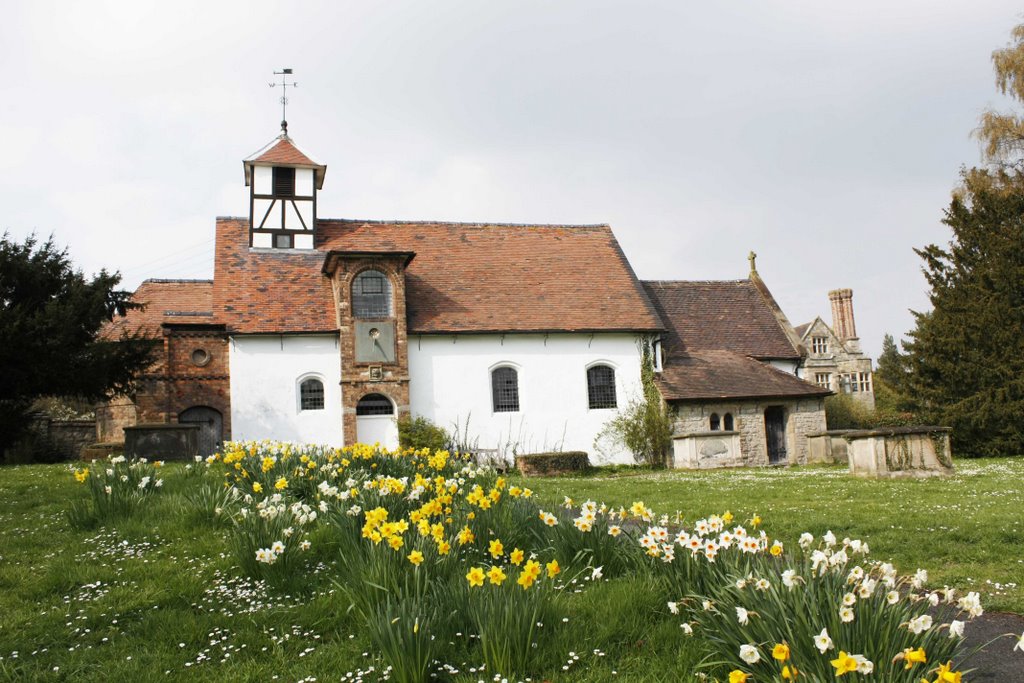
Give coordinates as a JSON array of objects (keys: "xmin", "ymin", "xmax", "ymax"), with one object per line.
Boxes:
[{"xmin": 275, "ymin": 233, "xmax": 292, "ymax": 249}]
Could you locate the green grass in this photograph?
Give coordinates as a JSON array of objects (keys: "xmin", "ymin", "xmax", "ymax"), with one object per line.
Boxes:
[
  {"xmin": 0, "ymin": 458, "xmax": 1020, "ymax": 681},
  {"xmin": 520, "ymin": 458, "xmax": 1024, "ymax": 614}
]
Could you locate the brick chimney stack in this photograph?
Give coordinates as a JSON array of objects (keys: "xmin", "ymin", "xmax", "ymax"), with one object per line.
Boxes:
[{"xmin": 828, "ymin": 288, "xmax": 857, "ymax": 342}]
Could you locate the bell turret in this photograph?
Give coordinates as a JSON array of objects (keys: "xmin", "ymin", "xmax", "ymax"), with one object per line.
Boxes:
[{"xmin": 243, "ymin": 133, "xmax": 326, "ymax": 249}]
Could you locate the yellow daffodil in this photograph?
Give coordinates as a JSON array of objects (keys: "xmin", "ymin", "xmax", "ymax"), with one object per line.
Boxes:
[
  {"xmin": 466, "ymin": 567, "xmax": 485, "ymax": 587},
  {"xmin": 831, "ymin": 651, "xmax": 858, "ymax": 676},
  {"xmin": 546, "ymin": 559, "xmax": 561, "ymax": 579},
  {"xmin": 74, "ymin": 468, "xmax": 89, "ymax": 483},
  {"xmin": 723, "ymin": 510, "xmax": 734, "ymax": 523},
  {"xmin": 782, "ymin": 664, "xmax": 798, "ymax": 680},
  {"xmin": 274, "ymin": 476, "xmax": 288, "ymax": 490},
  {"xmin": 518, "ymin": 560, "xmax": 541, "ymax": 589},
  {"xmin": 902, "ymin": 647, "xmax": 926, "ymax": 669},
  {"xmin": 457, "ymin": 526, "xmax": 474, "ymax": 546},
  {"xmin": 509, "ymin": 548, "xmax": 525, "ymax": 565},
  {"xmin": 487, "ymin": 566, "xmax": 507, "ymax": 585},
  {"xmin": 772, "ymin": 642, "xmax": 790, "ymax": 661},
  {"xmin": 407, "ymin": 550, "xmax": 424, "ymax": 566},
  {"xmin": 935, "ymin": 661, "xmax": 962, "ymax": 683},
  {"xmin": 488, "ymin": 539, "xmax": 504, "ymax": 558},
  {"xmin": 252, "ymin": 482, "xmax": 262, "ymax": 493},
  {"xmin": 751, "ymin": 513, "xmax": 762, "ymax": 528},
  {"xmin": 728, "ymin": 671, "xmax": 751, "ymax": 683}
]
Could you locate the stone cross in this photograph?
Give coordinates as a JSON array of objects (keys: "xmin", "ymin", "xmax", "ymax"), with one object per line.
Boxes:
[{"xmin": 748, "ymin": 250, "xmax": 757, "ymax": 273}]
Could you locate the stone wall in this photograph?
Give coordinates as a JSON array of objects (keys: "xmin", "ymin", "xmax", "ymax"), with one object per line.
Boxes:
[
  {"xmin": 806, "ymin": 430, "xmax": 854, "ymax": 464},
  {"xmin": 671, "ymin": 397, "xmax": 826, "ymax": 467},
  {"xmin": 49, "ymin": 420, "xmax": 97, "ymax": 460}
]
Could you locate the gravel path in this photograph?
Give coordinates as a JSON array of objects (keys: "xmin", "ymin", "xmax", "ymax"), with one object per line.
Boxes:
[{"xmin": 959, "ymin": 611, "xmax": 1024, "ymax": 681}]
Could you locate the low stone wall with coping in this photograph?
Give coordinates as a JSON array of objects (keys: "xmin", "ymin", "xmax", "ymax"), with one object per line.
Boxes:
[{"xmin": 844, "ymin": 426, "xmax": 953, "ymax": 478}]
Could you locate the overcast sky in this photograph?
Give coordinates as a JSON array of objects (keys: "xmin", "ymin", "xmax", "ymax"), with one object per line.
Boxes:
[{"xmin": 3, "ymin": 1, "xmax": 1021, "ymax": 359}]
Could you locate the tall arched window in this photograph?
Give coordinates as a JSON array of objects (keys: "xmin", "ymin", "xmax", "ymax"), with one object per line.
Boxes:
[
  {"xmin": 356, "ymin": 393, "xmax": 395, "ymax": 415},
  {"xmin": 724, "ymin": 413, "xmax": 734, "ymax": 430},
  {"xmin": 352, "ymin": 270, "xmax": 392, "ymax": 318},
  {"xmin": 710, "ymin": 413, "xmax": 721, "ymax": 430},
  {"xmin": 491, "ymin": 367, "xmax": 520, "ymax": 413},
  {"xmin": 300, "ymin": 378, "xmax": 325, "ymax": 411},
  {"xmin": 587, "ymin": 365, "xmax": 617, "ymax": 409}
]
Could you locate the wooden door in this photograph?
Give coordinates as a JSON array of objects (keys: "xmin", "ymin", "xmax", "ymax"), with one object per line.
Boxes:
[
  {"xmin": 179, "ymin": 406, "xmax": 223, "ymax": 457},
  {"xmin": 764, "ymin": 406, "xmax": 787, "ymax": 465}
]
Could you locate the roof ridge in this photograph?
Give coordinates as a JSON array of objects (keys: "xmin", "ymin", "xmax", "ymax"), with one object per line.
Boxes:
[
  {"xmin": 318, "ymin": 218, "xmax": 611, "ymax": 229},
  {"xmin": 142, "ymin": 278, "xmax": 214, "ymax": 284},
  {"xmin": 642, "ymin": 279, "xmax": 750, "ymax": 285}
]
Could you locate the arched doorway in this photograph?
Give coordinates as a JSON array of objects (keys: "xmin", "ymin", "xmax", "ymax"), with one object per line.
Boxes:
[
  {"xmin": 355, "ymin": 393, "xmax": 399, "ymax": 450},
  {"xmin": 179, "ymin": 406, "xmax": 224, "ymax": 457}
]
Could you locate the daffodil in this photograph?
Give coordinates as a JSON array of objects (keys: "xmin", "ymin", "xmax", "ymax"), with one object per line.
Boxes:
[
  {"xmin": 487, "ymin": 566, "xmax": 506, "ymax": 585},
  {"xmin": 772, "ymin": 642, "xmax": 790, "ymax": 661},
  {"xmin": 274, "ymin": 476, "xmax": 288, "ymax": 490},
  {"xmin": 546, "ymin": 559, "xmax": 561, "ymax": 579},
  {"xmin": 830, "ymin": 651, "xmax": 858, "ymax": 676},
  {"xmin": 728, "ymin": 671, "xmax": 750, "ymax": 683},
  {"xmin": 407, "ymin": 550, "xmax": 424, "ymax": 566},
  {"xmin": 509, "ymin": 548, "xmax": 524, "ymax": 565},
  {"xmin": 488, "ymin": 539, "xmax": 504, "ymax": 558},
  {"xmin": 466, "ymin": 567, "xmax": 485, "ymax": 587}
]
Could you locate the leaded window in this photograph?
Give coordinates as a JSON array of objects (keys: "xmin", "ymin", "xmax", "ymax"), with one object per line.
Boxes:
[
  {"xmin": 724, "ymin": 413, "xmax": 734, "ymax": 430},
  {"xmin": 356, "ymin": 393, "xmax": 394, "ymax": 416},
  {"xmin": 300, "ymin": 378, "xmax": 325, "ymax": 410},
  {"xmin": 811, "ymin": 336, "xmax": 828, "ymax": 354},
  {"xmin": 491, "ymin": 367, "xmax": 519, "ymax": 413},
  {"xmin": 352, "ymin": 270, "xmax": 392, "ymax": 318},
  {"xmin": 586, "ymin": 365, "xmax": 617, "ymax": 409},
  {"xmin": 710, "ymin": 413, "xmax": 721, "ymax": 430}
]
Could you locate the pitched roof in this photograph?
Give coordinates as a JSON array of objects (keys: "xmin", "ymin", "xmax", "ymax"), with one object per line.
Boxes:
[
  {"xmin": 654, "ymin": 349, "xmax": 831, "ymax": 402},
  {"xmin": 641, "ymin": 280, "xmax": 801, "ymax": 360},
  {"xmin": 212, "ymin": 219, "xmax": 337, "ymax": 334},
  {"xmin": 211, "ymin": 217, "xmax": 664, "ymax": 335},
  {"xmin": 793, "ymin": 322, "xmax": 811, "ymax": 338},
  {"xmin": 101, "ymin": 279, "xmax": 213, "ymax": 340},
  {"xmin": 243, "ymin": 135, "xmax": 326, "ymax": 189}
]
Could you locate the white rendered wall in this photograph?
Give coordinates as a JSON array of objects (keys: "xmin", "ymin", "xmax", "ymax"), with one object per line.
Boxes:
[
  {"xmin": 253, "ymin": 165, "xmax": 272, "ymax": 194},
  {"xmin": 408, "ymin": 333, "xmax": 645, "ymax": 465},
  {"xmin": 769, "ymin": 360, "xmax": 800, "ymax": 375},
  {"xmin": 230, "ymin": 335, "xmax": 343, "ymax": 444}
]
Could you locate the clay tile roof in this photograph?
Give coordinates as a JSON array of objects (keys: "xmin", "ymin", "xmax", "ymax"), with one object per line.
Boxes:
[
  {"xmin": 794, "ymin": 322, "xmax": 811, "ymax": 339},
  {"xmin": 212, "ymin": 219, "xmax": 337, "ymax": 334},
  {"xmin": 642, "ymin": 280, "xmax": 801, "ymax": 360},
  {"xmin": 101, "ymin": 279, "xmax": 213, "ymax": 340},
  {"xmin": 654, "ymin": 349, "xmax": 831, "ymax": 402},
  {"xmin": 211, "ymin": 218, "xmax": 664, "ymax": 335},
  {"xmin": 249, "ymin": 137, "xmax": 319, "ymax": 166},
  {"xmin": 243, "ymin": 135, "xmax": 326, "ymax": 189}
]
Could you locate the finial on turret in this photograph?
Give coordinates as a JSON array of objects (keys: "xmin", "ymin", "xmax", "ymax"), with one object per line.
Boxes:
[
  {"xmin": 748, "ymin": 250, "xmax": 757, "ymax": 274},
  {"xmin": 269, "ymin": 68, "xmax": 297, "ymax": 137}
]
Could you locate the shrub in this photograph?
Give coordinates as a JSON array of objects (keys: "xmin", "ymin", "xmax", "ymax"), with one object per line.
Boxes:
[
  {"xmin": 824, "ymin": 393, "xmax": 874, "ymax": 429},
  {"xmin": 397, "ymin": 415, "xmax": 449, "ymax": 452}
]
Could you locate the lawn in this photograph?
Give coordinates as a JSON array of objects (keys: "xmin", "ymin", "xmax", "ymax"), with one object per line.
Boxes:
[
  {"xmin": 521, "ymin": 459, "xmax": 1024, "ymax": 614},
  {"xmin": 0, "ymin": 453, "xmax": 1019, "ymax": 681}
]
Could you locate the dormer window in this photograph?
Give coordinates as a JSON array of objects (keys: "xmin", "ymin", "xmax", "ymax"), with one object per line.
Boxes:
[
  {"xmin": 273, "ymin": 167, "xmax": 295, "ymax": 197},
  {"xmin": 811, "ymin": 336, "xmax": 828, "ymax": 354}
]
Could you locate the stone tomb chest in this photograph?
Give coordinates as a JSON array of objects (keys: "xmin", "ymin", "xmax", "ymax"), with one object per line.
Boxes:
[{"xmin": 844, "ymin": 426, "xmax": 953, "ymax": 478}]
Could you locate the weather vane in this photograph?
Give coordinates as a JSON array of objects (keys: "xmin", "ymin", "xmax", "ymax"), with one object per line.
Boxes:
[{"xmin": 269, "ymin": 68, "xmax": 297, "ymax": 135}]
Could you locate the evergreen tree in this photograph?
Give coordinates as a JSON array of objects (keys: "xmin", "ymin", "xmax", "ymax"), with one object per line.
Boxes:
[
  {"xmin": 0, "ymin": 233, "xmax": 154, "ymax": 454},
  {"xmin": 873, "ymin": 333, "xmax": 916, "ymax": 419},
  {"xmin": 904, "ymin": 168, "xmax": 1024, "ymax": 456}
]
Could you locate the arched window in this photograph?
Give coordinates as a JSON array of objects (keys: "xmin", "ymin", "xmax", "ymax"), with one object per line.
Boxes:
[
  {"xmin": 491, "ymin": 367, "xmax": 519, "ymax": 413},
  {"xmin": 587, "ymin": 365, "xmax": 617, "ymax": 409},
  {"xmin": 724, "ymin": 413, "xmax": 734, "ymax": 431},
  {"xmin": 356, "ymin": 393, "xmax": 394, "ymax": 416},
  {"xmin": 710, "ymin": 413, "xmax": 721, "ymax": 430},
  {"xmin": 352, "ymin": 270, "xmax": 392, "ymax": 318},
  {"xmin": 300, "ymin": 378, "xmax": 325, "ymax": 411}
]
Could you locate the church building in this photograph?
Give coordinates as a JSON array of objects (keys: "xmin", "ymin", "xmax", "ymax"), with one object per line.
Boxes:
[{"xmin": 99, "ymin": 125, "xmax": 832, "ymax": 467}]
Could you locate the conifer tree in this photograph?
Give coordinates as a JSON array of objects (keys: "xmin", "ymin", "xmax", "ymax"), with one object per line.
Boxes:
[{"xmin": 901, "ymin": 22, "xmax": 1024, "ymax": 456}]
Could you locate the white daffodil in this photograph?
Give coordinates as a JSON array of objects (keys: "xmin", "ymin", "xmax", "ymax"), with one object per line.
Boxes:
[
  {"xmin": 739, "ymin": 644, "xmax": 760, "ymax": 664},
  {"xmin": 814, "ymin": 627, "xmax": 833, "ymax": 653}
]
